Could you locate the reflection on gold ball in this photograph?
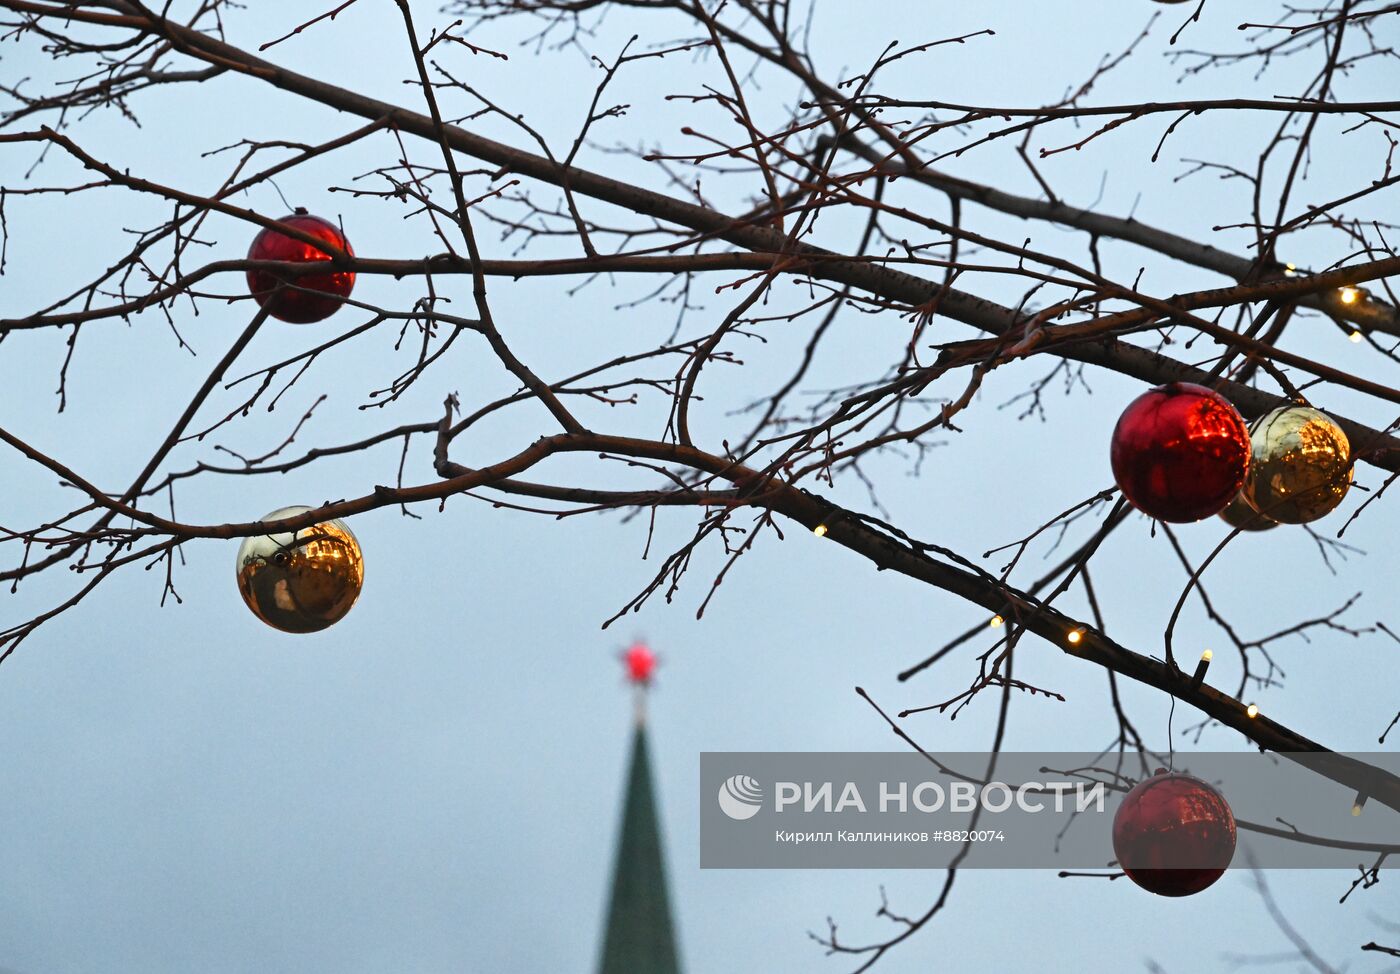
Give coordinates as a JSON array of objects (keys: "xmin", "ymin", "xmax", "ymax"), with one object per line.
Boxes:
[
  {"xmin": 236, "ymin": 505, "xmax": 364, "ymax": 633},
  {"xmin": 1218, "ymin": 491, "xmax": 1277, "ymax": 532},
  {"xmin": 1242, "ymin": 406, "xmax": 1352, "ymax": 524}
]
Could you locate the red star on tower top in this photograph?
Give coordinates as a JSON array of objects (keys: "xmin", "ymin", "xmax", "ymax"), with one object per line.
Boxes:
[{"xmin": 623, "ymin": 641, "xmax": 658, "ymax": 686}]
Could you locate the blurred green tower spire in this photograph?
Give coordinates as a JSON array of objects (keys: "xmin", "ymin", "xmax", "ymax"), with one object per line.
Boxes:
[{"xmin": 597, "ymin": 642, "xmax": 681, "ymax": 974}]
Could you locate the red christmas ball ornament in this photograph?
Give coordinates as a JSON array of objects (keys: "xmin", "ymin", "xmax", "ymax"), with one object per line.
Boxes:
[
  {"xmin": 246, "ymin": 208, "xmax": 355, "ymax": 323},
  {"xmin": 1112, "ymin": 770, "xmax": 1236, "ymax": 897},
  {"xmin": 623, "ymin": 642, "xmax": 658, "ymax": 685},
  {"xmin": 1110, "ymin": 382, "xmax": 1250, "ymax": 522}
]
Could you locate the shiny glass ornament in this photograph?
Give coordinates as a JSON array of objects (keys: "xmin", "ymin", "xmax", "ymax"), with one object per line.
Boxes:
[
  {"xmin": 1112, "ymin": 770, "xmax": 1236, "ymax": 897},
  {"xmin": 1110, "ymin": 383, "xmax": 1251, "ymax": 523},
  {"xmin": 1114, "ymin": 766, "xmax": 1237, "ymax": 895},
  {"xmin": 236, "ymin": 505, "xmax": 364, "ymax": 633},
  {"xmin": 246, "ymin": 209, "xmax": 355, "ymax": 323},
  {"xmin": 1242, "ymin": 406, "xmax": 1352, "ymax": 524},
  {"xmin": 1218, "ymin": 491, "xmax": 1277, "ymax": 532}
]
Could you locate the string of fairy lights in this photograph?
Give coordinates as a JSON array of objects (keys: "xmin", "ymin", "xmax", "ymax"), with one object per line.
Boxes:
[
  {"xmin": 1282, "ymin": 262, "xmax": 1375, "ymax": 341},
  {"xmin": 804, "ymin": 321, "xmax": 1374, "ymax": 839}
]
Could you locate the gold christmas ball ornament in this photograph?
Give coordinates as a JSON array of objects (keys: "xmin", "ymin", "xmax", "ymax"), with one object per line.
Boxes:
[
  {"xmin": 1242, "ymin": 406, "xmax": 1352, "ymax": 524},
  {"xmin": 235, "ymin": 505, "xmax": 364, "ymax": 633},
  {"xmin": 1218, "ymin": 491, "xmax": 1277, "ymax": 532}
]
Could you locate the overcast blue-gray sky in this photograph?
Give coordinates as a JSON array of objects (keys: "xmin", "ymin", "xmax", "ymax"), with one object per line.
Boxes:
[{"xmin": 2, "ymin": 2, "xmax": 1397, "ymax": 972}]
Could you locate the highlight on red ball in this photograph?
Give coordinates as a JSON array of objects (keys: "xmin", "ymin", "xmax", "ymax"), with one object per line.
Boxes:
[
  {"xmin": 1110, "ymin": 382, "xmax": 1251, "ymax": 523},
  {"xmin": 623, "ymin": 641, "xmax": 658, "ymax": 685},
  {"xmin": 245, "ymin": 208, "xmax": 355, "ymax": 323},
  {"xmin": 1111, "ymin": 769, "xmax": 1237, "ymax": 897}
]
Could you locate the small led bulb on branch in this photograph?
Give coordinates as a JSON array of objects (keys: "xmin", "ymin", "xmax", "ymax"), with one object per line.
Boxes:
[
  {"xmin": 1351, "ymin": 775, "xmax": 1375, "ymax": 817},
  {"xmin": 1189, "ymin": 649, "xmax": 1212, "ymax": 690}
]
